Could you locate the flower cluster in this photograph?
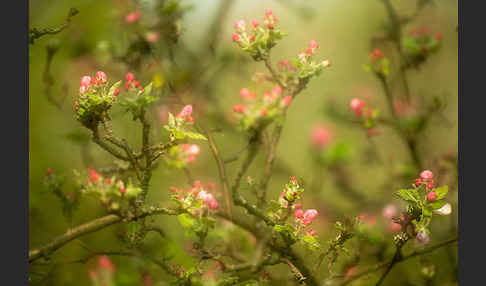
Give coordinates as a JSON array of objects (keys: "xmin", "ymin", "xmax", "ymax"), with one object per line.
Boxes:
[
  {"xmin": 165, "ymin": 144, "xmax": 201, "ymax": 168},
  {"xmin": 124, "ymin": 72, "xmax": 142, "ymax": 92},
  {"xmin": 75, "ymin": 71, "xmax": 121, "ymax": 129},
  {"xmin": 232, "ymin": 85, "xmax": 291, "ymax": 131},
  {"xmin": 403, "ymin": 27, "xmax": 442, "ymax": 58},
  {"xmin": 349, "ymin": 98, "xmax": 380, "ymax": 134},
  {"xmin": 363, "ymin": 49, "xmax": 389, "ymax": 77},
  {"xmin": 267, "ymin": 177, "xmax": 321, "ymax": 250},
  {"xmin": 170, "ymin": 180, "xmax": 219, "ymax": 214},
  {"xmin": 76, "ymin": 168, "xmax": 142, "ymax": 212},
  {"xmin": 232, "ymin": 9, "xmax": 285, "ymax": 61},
  {"xmin": 292, "ymin": 40, "xmax": 332, "ymax": 79},
  {"xmin": 394, "ymin": 170, "xmax": 451, "ymax": 244},
  {"xmin": 164, "ymin": 105, "xmax": 207, "ymax": 141}
]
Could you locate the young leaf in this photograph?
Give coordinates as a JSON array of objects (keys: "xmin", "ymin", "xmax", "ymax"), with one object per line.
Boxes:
[
  {"xmin": 434, "ymin": 186, "xmax": 448, "ymax": 200},
  {"xmin": 395, "ymin": 188, "xmax": 418, "ymax": 203},
  {"xmin": 178, "ymin": 213, "xmax": 196, "ymax": 228}
]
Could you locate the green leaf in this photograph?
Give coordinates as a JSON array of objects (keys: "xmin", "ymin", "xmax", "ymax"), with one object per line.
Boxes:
[
  {"xmin": 142, "ymin": 82, "xmax": 153, "ymax": 97},
  {"xmin": 395, "ymin": 188, "xmax": 419, "ymax": 203},
  {"xmin": 434, "ymin": 186, "xmax": 448, "ymax": 200},
  {"xmin": 109, "ymin": 80, "xmax": 122, "ymax": 96},
  {"xmin": 178, "ymin": 213, "xmax": 196, "ymax": 228},
  {"xmin": 168, "ymin": 112, "xmax": 175, "ymax": 127},
  {"xmin": 427, "ymin": 200, "xmax": 446, "ymax": 210}
]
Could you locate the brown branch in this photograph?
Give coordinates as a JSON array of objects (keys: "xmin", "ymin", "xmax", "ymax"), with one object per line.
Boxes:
[
  {"xmin": 204, "ymin": 127, "xmax": 232, "ymax": 219},
  {"xmin": 29, "ymin": 206, "xmax": 181, "ymax": 263},
  {"xmin": 30, "ymin": 8, "xmax": 79, "ymax": 44}
]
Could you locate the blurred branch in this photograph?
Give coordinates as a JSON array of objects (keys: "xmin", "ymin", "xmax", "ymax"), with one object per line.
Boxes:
[
  {"xmin": 30, "ymin": 8, "xmax": 79, "ymax": 44},
  {"xmin": 339, "ymin": 236, "xmax": 458, "ymax": 285},
  {"xmin": 43, "ymin": 41, "xmax": 69, "ymax": 110},
  {"xmin": 29, "ymin": 206, "xmax": 181, "ymax": 263}
]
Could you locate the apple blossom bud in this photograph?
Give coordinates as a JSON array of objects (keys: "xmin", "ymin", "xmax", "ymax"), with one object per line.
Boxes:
[
  {"xmin": 272, "ymin": 85, "xmax": 282, "ymax": 95},
  {"xmin": 266, "ymin": 8, "xmax": 273, "ymax": 16},
  {"xmin": 435, "ymin": 32, "xmax": 442, "ymax": 40},
  {"xmin": 113, "ymin": 89, "xmax": 120, "ymax": 96},
  {"xmin": 233, "ymin": 104, "xmax": 246, "ymax": 113},
  {"xmin": 125, "ymin": 11, "xmax": 140, "ymax": 24},
  {"xmin": 416, "ymin": 231, "xmax": 429, "ymax": 244},
  {"xmin": 350, "ymin": 98, "xmax": 365, "ymax": 116},
  {"xmin": 95, "ymin": 71, "xmax": 107, "ymax": 83},
  {"xmin": 427, "ymin": 182, "xmax": 435, "ymax": 190},
  {"xmin": 79, "ymin": 85, "xmax": 87, "ymax": 94},
  {"xmin": 304, "ymin": 209, "xmax": 318, "ymax": 220},
  {"xmin": 282, "ymin": 96, "xmax": 292, "ymax": 107},
  {"xmin": 420, "ymin": 170, "xmax": 434, "ymax": 182},
  {"xmin": 267, "ymin": 22, "xmax": 274, "ymax": 29},
  {"xmin": 252, "ymin": 19, "xmax": 259, "ymax": 28},
  {"xmin": 309, "ymin": 40, "xmax": 318, "ymax": 49},
  {"xmin": 308, "ymin": 229, "xmax": 316, "ymax": 236},
  {"xmin": 414, "ymin": 178, "xmax": 422, "ymax": 187},
  {"xmin": 235, "ymin": 20, "xmax": 246, "ymax": 31},
  {"xmin": 98, "ymin": 255, "xmax": 115, "ymax": 272},
  {"xmin": 126, "ymin": 72, "xmax": 135, "ymax": 83},
  {"xmin": 426, "ymin": 192, "xmax": 437, "ymax": 202},
  {"xmin": 80, "ymin": 76, "xmax": 91, "ymax": 87},
  {"xmin": 294, "ymin": 203, "xmax": 303, "ymax": 209},
  {"xmin": 382, "ymin": 204, "xmax": 397, "ymax": 219},
  {"xmin": 232, "ymin": 33, "xmax": 240, "ymax": 42},
  {"xmin": 390, "ymin": 222, "xmax": 401, "ymax": 233},
  {"xmin": 311, "ymin": 125, "xmax": 332, "ymax": 148}
]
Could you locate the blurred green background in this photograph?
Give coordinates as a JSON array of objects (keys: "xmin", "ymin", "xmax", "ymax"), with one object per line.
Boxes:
[{"xmin": 29, "ymin": 0, "xmax": 457, "ymax": 285}]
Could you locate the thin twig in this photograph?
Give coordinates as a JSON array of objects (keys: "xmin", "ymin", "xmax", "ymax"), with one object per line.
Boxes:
[{"xmin": 30, "ymin": 8, "xmax": 79, "ymax": 44}]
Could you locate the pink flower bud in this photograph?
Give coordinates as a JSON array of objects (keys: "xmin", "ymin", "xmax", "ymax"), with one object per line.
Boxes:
[
  {"xmin": 427, "ymin": 182, "xmax": 435, "ymax": 190},
  {"xmin": 350, "ymin": 98, "xmax": 365, "ymax": 116},
  {"xmin": 265, "ymin": 8, "xmax": 273, "ymax": 16},
  {"xmin": 294, "ymin": 209, "xmax": 304, "ymax": 219},
  {"xmin": 309, "ymin": 40, "xmax": 318, "ymax": 49},
  {"xmin": 435, "ymin": 32, "xmax": 442, "ymax": 40},
  {"xmin": 267, "ymin": 22, "xmax": 274, "ymax": 29},
  {"xmin": 178, "ymin": 105, "xmax": 193, "ymax": 118},
  {"xmin": 420, "ymin": 170, "xmax": 434, "ymax": 182},
  {"xmin": 414, "ymin": 178, "xmax": 422, "ymax": 187},
  {"xmin": 80, "ymin": 76, "xmax": 91, "ymax": 87},
  {"xmin": 125, "ymin": 11, "xmax": 140, "ymax": 24},
  {"xmin": 416, "ymin": 231, "xmax": 429, "ymax": 244},
  {"xmin": 95, "ymin": 71, "xmax": 107, "ymax": 83},
  {"xmin": 113, "ymin": 89, "xmax": 120, "ymax": 96},
  {"xmin": 290, "ymin": 176, "xmax": 296, "ymax": 183},
  {"xmin": 382, "ymin": 204, "xmax": 397, "ymax": 219},
  {"xmin": 305, "ymin": 48, "xmax": 313, "ymax": 55},
  {"xmin": 294, "ymin": 203, "xmax": 303, "ymax": 209},
  {"xmin": 126, "ymin": 72, "xmax": 135, "ymax": 82},
  {"xmin": 79, "ymin": 85, "xmax": 87, "ymax": 94},
  {"xmin": 370, "ymin": 49, "xmax": 384, "ymax": 61},
  {"xmin": 135, "ymin": 81, "xmax": 141, "ymax": 88},
  {"xmin": 281, "ymin": 96, "xmax": 292, "ymax": 107},
  {"xmin": 208, "ymin": 199, "xmax": 219, "ymax": 210},
  {"xmin": 272, "ymin": 85, "xmax": 282, "ymax": 95},
  {"xmin": 98, "ymin": 255, "xmax": 115, "ymax": 272},
  {"xmin": 233, "ymin": 104, "xmax": 246, "ymax": 113},
  {"xmin": 302, "ymin": 217, "xmax": 312, "ymax": 226},
  {"xmin": 232, "ymin": 33, "xmax": 240, "ymax": 42},
  {"xmin": 426, "ymin": 192, "xmax": 437, "ymax": 202},
  {"xmin": 251, "ymin": 19, "xmax": 259, "ymax": 28},
  {"xmin": 308, "ymin": 229, "xmax": 316, "ymax": 236},
  {"xmin": 304, "ymin": 209, "xmax": 318, "ymax": 220},
  {"xmin": 239, "ymin": 88, "xmax": 251, "ymax": 99},
  {"xmin": 235, "ymin": 20, "xmax": 246, "ymax": 31},
  {"xmin": 311, "ymin": 125, "xmax": 332, "ymax": 148}
]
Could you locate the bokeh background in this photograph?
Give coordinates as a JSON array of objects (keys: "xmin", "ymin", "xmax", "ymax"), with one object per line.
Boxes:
[{"xmin": 29, "ymin": 0, "xmax": 458, "ymax": 285}]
